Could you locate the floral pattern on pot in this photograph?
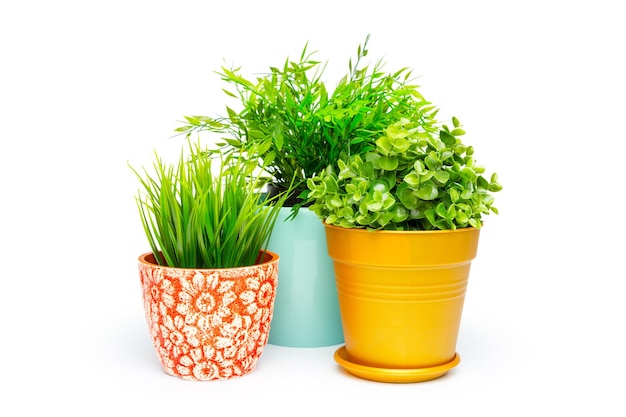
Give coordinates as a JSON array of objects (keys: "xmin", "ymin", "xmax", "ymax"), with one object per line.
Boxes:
[{"xmin": 138, "ymin": 251, "xmax": 279, "ymax": 381}]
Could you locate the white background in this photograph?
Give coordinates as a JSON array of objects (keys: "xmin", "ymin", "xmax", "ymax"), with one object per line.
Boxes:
[{"xmin": 1, "ymin": 0, "xmax": 625, "ymax": 415}]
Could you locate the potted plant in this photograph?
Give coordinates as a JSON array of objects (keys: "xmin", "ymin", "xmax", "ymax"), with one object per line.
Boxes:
[
  {"xmin": 130, "ymin": 139, "xmax": 290, "ymax": 380},
  {"xmin": 174, "ymin": 35, "xmax": 443, "ymax": 348},
  {"xmin": 304, "ymin": 114, "xmax": 502, "ymax": 382}
]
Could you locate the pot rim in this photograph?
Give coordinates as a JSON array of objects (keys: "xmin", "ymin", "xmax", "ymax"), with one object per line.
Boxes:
[
  {"xmin": 138, "ymin": 249, "xmax": 279, "ymax": 271},
  {"xmin": 322, "ymin": 223, "xmax": 481, "ymax": 235}
]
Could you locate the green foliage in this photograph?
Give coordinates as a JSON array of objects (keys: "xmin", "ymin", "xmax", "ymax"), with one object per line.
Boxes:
[
  {"xmin": 175, "ymin": 35, "xmax": 439, "ymax": 206},
  {"xmin": 305, "ymin": 117, "xmax": 502, "ymax": 231},
  {"xmin": 130, "ymin": 140, "xmax": 290, "ymax": 268}
]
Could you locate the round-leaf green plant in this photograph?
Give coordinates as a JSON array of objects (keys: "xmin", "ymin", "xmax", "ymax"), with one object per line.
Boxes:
[{"xmin": 305, "ymin": 117, "xmax": 502, "ymax": 231}]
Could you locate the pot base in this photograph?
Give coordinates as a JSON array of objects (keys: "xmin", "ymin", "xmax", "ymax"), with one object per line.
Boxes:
[{"xmin": 333, "ymin": 346, "xmax": 460, "ymax": 383}]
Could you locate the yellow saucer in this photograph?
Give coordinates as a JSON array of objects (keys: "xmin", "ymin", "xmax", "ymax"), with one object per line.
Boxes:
[{"xmin": 334, "ymin": 346, "xmax": 460, "ymax": 383}]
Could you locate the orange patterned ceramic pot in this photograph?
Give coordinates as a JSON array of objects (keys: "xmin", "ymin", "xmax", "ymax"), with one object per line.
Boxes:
[{"xmin": 137, "ymin": 250, "xmax": 279, "ymax": 381}]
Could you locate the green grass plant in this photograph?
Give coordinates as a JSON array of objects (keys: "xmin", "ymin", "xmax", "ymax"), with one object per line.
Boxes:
[{"xmin": 130, "ymin": 140, "xmax": 290, "ymax": 268}]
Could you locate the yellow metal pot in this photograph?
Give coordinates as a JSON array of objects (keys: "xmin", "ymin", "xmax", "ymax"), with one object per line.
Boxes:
[{"xmin": 324, "ymin": 224, "xmax": 480, "ymax": 383}]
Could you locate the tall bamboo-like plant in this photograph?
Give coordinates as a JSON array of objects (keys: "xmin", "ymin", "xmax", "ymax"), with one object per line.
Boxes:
[
  {"xmin": 174, "ymin": 35, "xmax": 439, "ymax": 209},
  {"xmin": 130, "ymin": 140, "xmax": 290, "ymax": 268}
]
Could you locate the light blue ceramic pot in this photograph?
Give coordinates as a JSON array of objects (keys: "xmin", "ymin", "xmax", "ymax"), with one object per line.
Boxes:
[{"xmin": 267, "ymin": 207, "xmax": 344, "ymax": 347}]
